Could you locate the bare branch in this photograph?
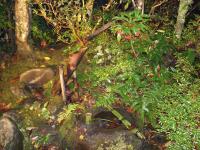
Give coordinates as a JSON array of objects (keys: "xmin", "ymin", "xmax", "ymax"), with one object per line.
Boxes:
[{"xmin": 149, "ymin": 0, "xmax": 168, "ymax": 15}]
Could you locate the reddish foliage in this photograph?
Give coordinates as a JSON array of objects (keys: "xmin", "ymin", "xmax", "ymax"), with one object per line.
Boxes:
[
  {"xmin": 40, "ymin": 40, "xmax": 47, "ymax": 48},
  {"xmin": 124, "ymin": 35, "xmax": 132, "ymax": 41},
  {"xmin": 126, "ymin": 106, "xmax": 134, "ymax": 113},
  {"xmin": 0, "ymin": 102, "xmax": 12, "ymax": 112},
  {"xmin": 10, "ymin": 76, "xmax": 20, "ymax": 84},
  {"xmin": 134, "ymin": 31, "xmax": 141, "ymax": 37}
]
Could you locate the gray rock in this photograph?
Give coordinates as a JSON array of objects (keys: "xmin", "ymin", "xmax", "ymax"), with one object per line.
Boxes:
[
  {"xmin": 76, "ymin": 128, "xmax": 142, "ymax": 150},
  {"xmin": 61, "ymin": 108, "xmax": 143, "ymax": 150},
  {"xmin": 0, "ymin": 115, "xmax": 23, "ymax": 150}
]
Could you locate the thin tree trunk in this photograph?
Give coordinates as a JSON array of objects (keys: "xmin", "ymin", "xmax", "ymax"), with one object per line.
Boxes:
[
  {"xmin": 135, "ymin": 0, "xmax": 144, "ymax": 14},
  {"xmin": 15, "ymin": 0, "xmax": 32, "ymax": 56},
  {"xmin": 175, "ymin": 0, "xmax": 193, "ymax": 39}
]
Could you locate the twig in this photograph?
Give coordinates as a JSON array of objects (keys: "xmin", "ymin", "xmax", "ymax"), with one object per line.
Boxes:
[
  {"xmin": 132, "ymin": 0, "xmax": 136, "ymax": 7},
  {"xmin": 92, "ymin": 17, "xmax": 103, "ymax": 33},
  {"xmin": 149, "ymin": 0, "xmax": 168, "ymax": 15},
  {"xmin": 87, "ymin": 22, "xmax": 112, "ymax": 40},
  {"xmin": 186, "ymin": 1, "xmax": 200, "ymax": 17},
  {"xmin": 59, "ymin": 65, "xmax": 66, "ymax": 103},
  {"xmin": 106, "ymin": 105, "xmax": 145, "ymax": 139},
  {"xmin": 103, "ymin": 0, "xmax": 114, "ymax": 11},
  {"xmin": 130, "ymin": 128, "xmax": 145, "ymax": 139}
]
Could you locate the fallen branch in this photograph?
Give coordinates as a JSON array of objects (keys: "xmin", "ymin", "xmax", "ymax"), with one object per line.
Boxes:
[
  {"xmin": 86, "ymin": 22, "xmax": 112, "ymax": 41},
  {"xmin": 106, "ymin": 105, "xmax": 145, "ymax": 139}
]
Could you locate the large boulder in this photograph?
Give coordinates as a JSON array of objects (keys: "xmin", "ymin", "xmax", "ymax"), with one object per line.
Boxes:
[
  {"xmin": 0, "ymin": 114, "xmax": 23, "ymax": 150},
  {"xmin": 76, "ymin": 128, "xmax": 143, "ymax": 150},
  {"xmin": 63, "ymin": 109, "xmax": 143, "ymax": 150}
]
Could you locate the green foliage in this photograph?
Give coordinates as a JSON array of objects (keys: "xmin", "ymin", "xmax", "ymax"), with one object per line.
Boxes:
[
  {"xmin": 32, "ymin": 0, "xmax": 94, "ymax": 44},
  {"xmin": 57, "ymin": 104, "xmax": 80, "ymax": 124},
  {"xmin": 12, "ymin": 2, "xmax": 200, "ymax": 149},
  {"xmin": 78, "ymin": 15, "xmax": 200, "ymax": 149},
  {"xmin": 41, "ymin": 102, "xmax": 51, "ymax": 120},
  {"xmin": 20, "ymin": 101, "xmax": 52, "ymax": 128},
  {"xmin": 133, "ymin": 32, "xmax": 175, "ymax": 65},
  {"xmin": 0, "ymin": 2, "xmax": 11, "ymax": 53},
  {"xmin": 107, "ymin": 105, "xmax": 131, "ymax": 129},
  {"xmin": 168, "ymin": 15, "xmax": 200, "ymax": 54},
  {"xmin": 180, "ymin": 15, "xmax": 200, "ymax": 42},
  {"xmin": 83, "ymin": 35, "xmax": 169, "ymax": 127},
  {"xmin": 31, "ymin": 15, "xmax": 56, "ymax": 44},
  {"xmin": 33, "ymin": 134, "xmax": 51, "ymax": 149},
  {"xmin": 97, "ymin": 135, "xmax": 134, "ymax": 150},
  {"xmin": 0, "ymin": 3, "xmax": 11, "ymax": 29},
  {"xmin": 155, "ymin": 55, "xmax": 200, "ymax": 149},
  {"xmin": 111, "ymin": 10, "xmax": 149, "ymax": 42}
]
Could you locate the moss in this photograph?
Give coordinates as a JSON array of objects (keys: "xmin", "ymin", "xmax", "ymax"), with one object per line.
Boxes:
[{"xmin": 97, "ymin": 135, "xmax": 134, "ymax": 150}]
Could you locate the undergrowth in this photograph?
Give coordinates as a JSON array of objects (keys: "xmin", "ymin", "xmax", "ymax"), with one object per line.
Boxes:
[{"xmin": 78, "ymin": 12, "xmax": 200, "ymax": 149}]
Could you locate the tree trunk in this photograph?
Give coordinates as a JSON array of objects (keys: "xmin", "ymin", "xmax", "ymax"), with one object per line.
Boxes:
[
  {"xmin": 175, "ymin": 0, "xmax": 193, "ymax": 39},
  {"xmin": 15, "ymin": 0, "xmax": 32, "ymax": 56}
]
